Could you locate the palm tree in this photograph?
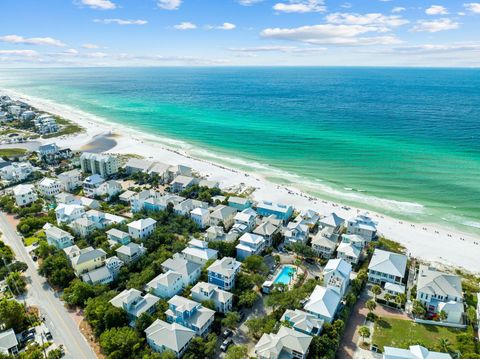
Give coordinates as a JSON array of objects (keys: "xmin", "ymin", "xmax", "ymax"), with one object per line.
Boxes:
[
  {"xmin": 366, "ymin": 299, "xmax": 377, "ymax": 313},
  {"xmin": 466, "ymin": 306, "xmax": 477, "ymax": 327},
  {"xmin": 412, "ymin": 300, "xmax": 426, "ymax": 318},
  {"xmin": 438, "ymin": 310, "xmax": 448, "ymax": 322},
  {"xmin": 371, "ymin": 285, "xmax": 382, "ymax": 300},
  {"xmin": 358, "ymin": 326, "xmax": 371, "ymax": 344},
  {"xmin": 395, "ymin": 293, "xmax": 407, "ymax": 307},
  {"xmin": 437, "ymin": 338, "xmax": 452, "ymax": 353},
  {"xmin": 384, "ymin": 293, "xmax": 393, "ymax": 303}
]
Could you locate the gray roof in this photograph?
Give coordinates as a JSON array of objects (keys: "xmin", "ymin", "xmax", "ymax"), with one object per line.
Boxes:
[
  {"xmin": 281, "ymin": 309, "xmax": 324, "ymax": 334},
  {"xmin": 384, "ymin": 345, "xmax": 452, "ymax": 359},
  {"xmin": 162, "ymin": 257, "xmax": 201, "ymax": 278},
  {"xmin": 368, "ymin": 249, "xmax": 407, "ymax": 278},
  {"xmin": 255, "ymin": 326, "xmax": 312, "ymax": 358},
  {"xmin": 71, "ymin": 247, "xmax": 106, "ymax": 265},
  {"xmin": 147, "ymin": 270, "xmax": 183, "ymax": 289},
  {"xmin": 116, "ymin": 242, "xmax": 144, "ymax": 257},
  {"xmin": 319, "ymin": 213, "xmax": 345, "ymax": 228},
  {"xmin": 106, "ymin": 228, "xmax": 130, "ymax": 239},
  {"xmin": 304, "ymin": 286, "xmax": 341, "ymax": 320},
  {"xmin": 417, "ymin": 265, "xmax": 463, "ymax": 299},
  {"xmin": 110, "ymin": 288, "xmax": 160, "ymax": 319},
  {"xmin": 145, "ymin": 319, "xmax": 194, "ymax": 353},
  {"xmin": 207, "ymin": 257, "xmax": 241, "ymax": 277},
  {"xmin": 81, "ymin": 266, "xmax": 112, "ymax": 284},
  {"xmin": 0, "ymin": 329, "xmax": 18, "ymax": 353},
  {"xmin": 166, "ymin": 296, "xmax": 215, "ymax": 329}
]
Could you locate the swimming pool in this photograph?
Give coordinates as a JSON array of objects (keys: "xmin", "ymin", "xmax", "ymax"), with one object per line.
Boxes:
[{"xmin": 273, "ymin": 266, "xmax": 296, "ymax": 285}]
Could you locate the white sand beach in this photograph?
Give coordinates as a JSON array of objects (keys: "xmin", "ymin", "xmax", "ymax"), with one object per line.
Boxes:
[{"xmin": 2, "ymin": 88, "xmax": 480, "ymax": 273}]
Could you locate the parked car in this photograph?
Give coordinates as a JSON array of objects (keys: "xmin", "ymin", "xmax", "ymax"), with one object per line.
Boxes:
[
  {"xmin": 220, "ymin": 338, "xmax": 233, "ymax": 352},
  {"xmin": 223, "ymin": 329, "xmax": 233, "ymax": 338}
]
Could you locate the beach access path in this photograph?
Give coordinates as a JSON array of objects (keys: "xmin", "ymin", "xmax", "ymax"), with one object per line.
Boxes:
[{"xmin": 0, "ymin": 212, "xmax": 97, "ymax": 359}]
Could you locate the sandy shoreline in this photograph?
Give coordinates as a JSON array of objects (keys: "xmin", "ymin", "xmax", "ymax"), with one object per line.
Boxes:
[{"xmin": 2, "ymin": 87, "xmax": 479, "ymax": 273}]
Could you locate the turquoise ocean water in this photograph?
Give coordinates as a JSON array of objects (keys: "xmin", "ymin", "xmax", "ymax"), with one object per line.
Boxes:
[{"xmin": 0, "ymin": 67, "xmax": 479, "ymax": 235}]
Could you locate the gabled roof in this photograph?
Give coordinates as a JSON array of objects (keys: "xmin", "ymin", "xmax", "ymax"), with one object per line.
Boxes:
[
  {"xmin": 255, "ymin": 326, "xmax": 312, "ymax": 358},
  {"xmin": 253, "ymin": 221, "xmax": 279, "ymax": 237},
  {"xmin": 304, "ymin": 286, "xmax": 341, "ymax": 320},
  {"xmin": 116, "ymin": 242, "xmax": 145, "ymax": 257},
  {"xmin": 106, "ymin": 228, "xmax": 130, "ymax": 239},
  {"xmin": 0, "ymin": 329, "xmax": 18, "ymax": 353},
  {"xmin": 147, "ymin": 270, "xmax": 183, "ymax": 289},
  {"xmin": 416, "ymin": 265, "xmax": 463, "ymax": 299},
  {"xmin": 319, "ymin": 212, "xmax": 345, "ymax": 228},
  {"xmin": 45, "ymin": 225, "xmax": 74, "ymax": 240},
  {"xmin": 210, "ymin": 205, "xmax": 237, "ymax": 220},
  {"xmin": 384, "ymin": 345, "xmax": 452, "ymax": 359},
  {"xmin": 71, "ymin": 247, "xmax": 106, "ymax": 265},
  {"xmin": 336, "ymin": 242, "xmax": 361, "ymax": 259},
  {"xmin": 324, "ymin": 258, "xmax": 352, "ymax": 280},
  {"xmin": 128, "ymin": 218, "xmax": 157, "ymax": 230},
  {"xmin": 145, "ymin": 320, "xmax": 194, "ymax": 353},
  {"xmin": 162, "ymin": 256, "xmax": 201, "ymax": 277},
  {"xmin": 368, "ymin": 249, "xmax": 407, "ymax": 278}
]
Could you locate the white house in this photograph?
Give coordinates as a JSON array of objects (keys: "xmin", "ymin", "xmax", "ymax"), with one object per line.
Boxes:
[
  {"xmin": 311, "ymin": 227, "xmax": 339, "ymax": 259},
  {"xmin": 346, "ymin": 215, "xmax": 377, "ymax": 240},
  {"xmin": 0, "ymin": 329, "xmax": 18, "ymax": 356},
  {"xmin": 57, "ymin": 169, "xmax": 82, "ymax": 191},
  {"xmin": 96, "ymin": 180, "xmax": 122, "ymax": 200},
  {"xmin": 281, "ymin": 309, "xmax": 324, "ymax": 336},
  {"xmin": 416, "ymin": 265, "xmax": 464, "ymax": 324},
  {"xmin": 116, "ymin": 242, "xmax": 146, "ymax": 264},
  {"xmin": 336, "ymin": 241, "xmax": 362, "ymax": 266},
  {"xmin": 12, "ymin": 184, "xmax": 37, "ymax": 207},
  {"xmin": 255, "ymin": 326, "xmax": 312, "ymax": 359},
  {"xmin": 383, "ymin": 345, "xmax": 452, "ymax": 359},
  {"xmin": 124, "ymin": 158, "xmax": 155, "ymax": 174},
  {"xmin": 145, "ymin": 319, "xmax": 195, "ymax": 358},
  {"xmin": 190, "ymin": 207, "xmax": 210, "ymax": 229},
  {"xmin": 180, "ymin": 239, "xmax": 218, "ymax": 266},
  {"xmin": 82, "ymin": 174, "xmax": 105, "ymax": 198},
  {"xmin": 323, "ymin": 258, "xmax": 352, "ymax": 297},
  {"xmin": 232, "ymin": 209, "xmax": 257, "ymax": 234},
  {"xmin": 191, "ymin": 281, "xmax": 233, "ymax": 313},
  {"xmin": 110, "ymin": 288, "xmax": 160, "ymax": 327},
  {"xmin": 0, "ymin": 162, "xmax": 34, "ymax": 182},
  {"xmin": 318, "ymin": 213, "xmax": 345, "ymax": 231},
  {"xmin": 236, "ymin": 232, "xmax": 266, "ymax": 260},
  {"xmin": 174, "ymin": 199, "xmax": 208, "ymax": 216},
  {"xmin": 128, "ymin": 218, "xmax": 157, "ymax": 240},
  {"xmin": 37, "ymin": 178, "xmax": 63, "ymax": 198},
  {"xmin": 106, "ymin": 228, "xmax": 131, "ymax": 245},
  {"xmin": 170, "ymin": 175, "xmax": 197, "ymax": 193},
  {"xmin": 207, "ymin": 257, "xmax": 242, "ymax": 291},
  {"xmin": 147, "ymin": 270, "xmax": 184, "ymax": 299},
  {"xmin": 304, "ymin": 285, "xmax": 341, "ymax": 324},
  {"xmin": 55, "ymin": 203, "xmax": 85, "ymax": 224},
  {"xmin": 210, "ymin": 205, "xmax": 237, "ymax": 230},
  {"xmin": 70, "ymin": 217, "xmax": 96, "ymax": 238},
  {"xmin": 368, "ymin": 249, "xmax": 407, "ymax": 286},
  {"xmin": 162, "ymin": 255, "xmax": 201, "ymax": 287},
  {"xmin": 284, "ymin": 221, "xmax": 309, "ymax": 245},
  {"xmin": 45, "ymin": 225, "xmax": 74, "ymax": 249},
  {"xmin": 253, "ymin": 216, "xmax": 281, "ymax": 243}
]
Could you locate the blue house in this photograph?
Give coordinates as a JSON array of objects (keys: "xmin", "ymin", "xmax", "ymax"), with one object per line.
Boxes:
[
  {"xmin": 256, "ymin": 201, "xmax": 293, "ymax": 222},
  {"xmin": 207, "ymin": 257, "xmax": 242, "ymax": 291},
  {"xmin": 165, "ymin": 296, "xmax": 215, "ymax": 337},
  {"xmin": 228, "ymin": 196, "xmax": 252, "ymax": 211}
]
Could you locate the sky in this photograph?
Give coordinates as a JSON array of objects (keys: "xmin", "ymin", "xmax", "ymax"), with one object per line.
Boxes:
[{"xmin": 0, "ymin": 0, "xmax": 479, "ymax": 67}]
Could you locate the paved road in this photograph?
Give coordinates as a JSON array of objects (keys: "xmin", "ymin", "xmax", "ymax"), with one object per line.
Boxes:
[{"xmin": 0, "ymin": 212, "xmax": 97, "ymax": 359}]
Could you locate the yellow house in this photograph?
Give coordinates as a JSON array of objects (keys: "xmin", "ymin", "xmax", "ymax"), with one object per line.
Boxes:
[{"xmin": 66, "ymin": 245, "xmax": 107, "ymax": 276}]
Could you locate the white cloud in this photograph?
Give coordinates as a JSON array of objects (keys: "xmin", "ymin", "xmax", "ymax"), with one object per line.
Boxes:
[
  {"xmin": 392, "ymin": 43, "xmax": 480, "ymax": 54},
  {"xmin": 79, "ymin": 0, "xmax": 116, "ymax": 10},
  {"xmin": 273, "ymin": 0, "xmax": 326, "ymax": 13},
  {"xmin": 0, "ymin": 34, "xmax": 65, "ymax": 47},
  {"xmin": 237, "ymin": 0, "xmax": 264, "ymax": 5},
  {"xmin": 392, "ymin": 7, "xmax": 406, "ymax": 13},
  {"xmin": 0, "ymin": 50, "xmax": 39, "ymax": 57},
  {"xmin": 174, "ymin": 22, "xmax": 197, "ymax": 30},
  {"xmin": 411, "ymin": 18, "xmax": 459, "ymax": 32},
  {"xmin": 425, "ymin": 5, "xmax": 448, "ymax": 15},
  {"xmin": 463, "ymin": 2, "xmax": 480, "ymax": 13},
  {"xmin": 325, "ymin": 12, "xmax": 409, "ymax": 31},
  {"xmin": 82, "ymin": 43, "xmax": 100, "ymax": 49},
  {"xmin": 260, "ymin": 24, "xmax": 402, "ymax": 45},
  {"xmin": 157, "ymin": 0, "xmax": 182, "ymax": 10},
  {"xmin": 94, "ymin": 19, "xmax": 148, "ymax": 25},
  {"xmin": 62, "ymin": 49, "xmax": 79, "ymax": 56},
  {"xmin": 206, "ymin": 23, "xmax": 236, "ymax": 30},
  {"xmin": 86, "ymin": 52, "xmax": 108, "ymax": 58},
  {"xmin": 229, "ymin": 45, "xmax": 327, "ymax": 53}
]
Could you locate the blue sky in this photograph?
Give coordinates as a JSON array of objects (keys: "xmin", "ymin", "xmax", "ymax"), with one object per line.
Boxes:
[{"xmin": 0, "ymin": 0, "xmax": 479, "ymax": 67}]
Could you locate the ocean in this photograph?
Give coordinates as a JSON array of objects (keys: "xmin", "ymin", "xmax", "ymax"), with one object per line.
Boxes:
[{"xmin": 1, "ymin": 67, "xmax": 479, "ymax": 235}]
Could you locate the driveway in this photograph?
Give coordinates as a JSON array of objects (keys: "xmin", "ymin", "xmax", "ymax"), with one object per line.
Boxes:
[{"xmin": 0, "ymin": 212, "xmax": 97, "ymax": 359}]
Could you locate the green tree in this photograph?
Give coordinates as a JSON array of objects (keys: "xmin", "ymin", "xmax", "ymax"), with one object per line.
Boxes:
[
  {"xmin": 238, "ymin": 290, "xmax": 258, "ymax": 308},
  {"xmin": 437, "ymin": 338, "xmax": 452, "ymax": 354},
  {"xmin": 466, "ymin": 306, "xmax": 477, "ymax": 326},
  {"xmin": 99, "ymin": 327, "xmax": 144, "ymax": 359},
  {"xmin": 358, "ymin": 326, "xmax": 371, "ymax": 344},
  {"xmin": 365, "ymin": 300, "xmax": 376, "ymax": 313},
  {"xmin": 38, "ymin": 251, "xmax": 75, "ymax": 288},
  {"xmin": 63, "ymin": 279, "xmax": 106, "ymax": 307},
  {"xmin": 6, "ymin": 271, "xmax": 27, "ymax": 295},
  {"xmin": 438, "ymin": 310, "xmax": 448, "ymax": 321},
  {"xmin": 183, "ymin": 333, "xmax": 217, "ymax": 359},
  {"xmin": 0, "ymin": 298, "xmax": 29, "ymax": 332},
  {"xmin": 222, "ymin": 312, "xmax": 240, "ymax": 329},
  {"xmin": 136, "ymin": 312, "xmax": 155, "ymax": 334},
  {"xmin": 243, "ymin": 255, "xmax": 268, "ymax": 275},
  {"xmin": 412, "ymin": 300, "xmax": 426, "ymax": 318},
  {"xmin": 371, "ymin": 285, "xmax": 382, "ymax": 299},
  {"xmin": 84, "ymin": 293, "xmax": 128, "ymax": 336},
  {"xmin": 226, "ymin": 345, "xmax": 248, "ymax": 359}
]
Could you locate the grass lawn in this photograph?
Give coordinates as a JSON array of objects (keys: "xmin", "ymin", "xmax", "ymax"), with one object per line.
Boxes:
[
  {"xmin": 373, "ymin": 317, "xmax": 466, "ymax": 352},
  {"xmin": 0, "ymin": 148, "xmax": 27, "ymax": 157},
  {"xmin": 24, "ymin": 236, "xmax": 39, "ymax": 246}
]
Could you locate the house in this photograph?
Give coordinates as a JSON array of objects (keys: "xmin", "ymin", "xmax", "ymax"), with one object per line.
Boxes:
[
  {"xmin": 207, "ymin": 257, "xmax": 241, "ymax": 290},
  {"xmin": 38, "ymin": 143, "xmax": 58, "ymax": 157},
  {"xmin": 55, "ymin": 192, "xmax": 76, "ymax": 205},
  {"xmin": 70, "ymin": 217, "xmax": 96, "ymax": 237},
  {"xmin": 209, "ymin": 205, "xmax": 237, "ymax": 230},
  {"xmin": 236, "ymin": 233, "xmax": 266, "ymax": 260},
  {"xmin": 346, "ymin": 215, "xmax": 377, "ymax": 240},
  {"xmin": 255, "ymin": 326, "xmax": 312, "ymax": 359},
  {"xmin": 168, "ymin": 165, "xmax": 192, "ymax": 182},
  {"xmin": 12, "ymin": 184, "xmax": 37, "ymax": 206},
  {"xmin": 110, "ymin": 288, "xmax": 160, "ymax": 327},
  {"xmin": 284, "ymin": 221, "xmax": 309, "ymax": 245},
  {"xmin": 296, "ymin": 210, "xmax": 320, "ymax": 230},
  {"xmin": 181, "ymin": 239, "xmax": 218, "ymax": 266},
  {"xmin": 33, "ymin": 114, "xmax": 58, "ymax": 134},
  {"xmin": 55, "ymin": 203, "xmax": 85, "ymax": 224},
  {"xmin": 144, "ymin": 194, "xmax": 185, "ymax": 213},
  {"xmin": 80, "ymin": 152, "xmax": 119, "ymax": 177},
  {"xmin": 383, "ymin": 345, "xmax": 452, "ymax": 359},
  {"xmin": 116, "ymin": 242, "xmax": 146, "ymax": 264},
  {"xmin": 416, "ymin": 265, "xmax": 464, "ymax": 324},
  {"xmin": 311, "ymin": 227, "xmax": 339, "ymax": 259},
  {"xmin": 318, "ymin": 213, "xmax": 345, "ymax": 231},
  {"xmin": 228, "ymin": 196, "xmax": 252, "ymax": 211},
  {"xmin": 119, "ymin": 190, "xmax": 136, "ymax": 203},
  {"xmin": 0, "ymin": 329, "xmax": 18, "ymax": 356},
  {"xmin": 45, "ymin": 225, "xmax": 74, "ymax": 249},
  {"xmin": 281, "ymin": 309, "xmax": 324, "ymax": 336},
  {"xmin": 304, "ymin": 285, "xmax": 341, "ymax": 324},
  {"xmin": 198, "ymin": 179, "xmax": 218, "ymax": 189},
  {"xmin": 21, "ymin": 110, "xmax": 36, "ymax": 121},
  {"xmin": 106, "ymin": 228, "xmax": 131, "ymax": 245},
  {"xmin": 68, "ymin": 246, "xmax": 106, "ymax": 276},
  {"xmin": 368, "ymin": 249, "xmax": 407, "ymax": 286},
  {"xmin": 145, "ymin": 319, "xmax": 195, "ymax": 358},
  {"xmin": 232, "ymin": 209, "xmax": 257, "ymax": 234},
  {"xmin": 81, "ymin": 261, "xmax": 120, "ymax": 285},
  {"xmin": 165, "ymin": 295, "xmax": 215, "ymax": 337},
  {"xmin": 0, "ymin": 162, "xmax": 34, "ymax": 182},
  {"xmin": 384, "ymin": 282, "xmax": 406, "ymax": 297},
  {"xmin": 129, "ymin": 189, "xmax": 161, "ymax": 213},
  {"xmin": 170, "ymin": 175, "xmax": 197, "ymax": 193},
  {"xmin": 86, "ymin": 209, "xmax": 126, "ymax": 229},
  {"xmin": 38, "ymin": 144, "xmax": 72, "ymax": 164},
  {"xmin": 253, "ymin": 216, "xmax": 281, "ymax": 243},
  {"xmin": 162, "ymin": 255, "xmax": 201, "ymax": 287},
  {"xmin": 124, "ymin": 158, "xmax": 155, "ymax": 174},
  {"xmin": 336, "ymin": 241, "xmax": 362, "ymax": 266},
  {"xmin": 174, "ymin": 199, "xmax": 208, "ymax": 216},
  {"xmin": 128, "ymin": 218, "xmax": 157, "ymax": 240},
  {"xmin": 96, "ymin": 180, "xmax": 122, "ymax": 200},
  {"xmin": 191, "ymin": 281, "xmax": 233, "ymax": 313},
  {"xmin": 57, "ymin": 169, "xmax": 82, "ymax": 191},
  {"xmin": 37, "ymin": 178, "xmax": 63, "ymax": 197},
  {"xmin": 190, "ymin": 207, "xmax": 210, "ymax": 229},
  {"xmin": 147, "ymin": 162, "xmax": 171, "ymax": 183},
  {"xmin": 323, "ymin": 258, "xmax": 352, "ymax": 297},
  {"xmin": 147, "ymin": 270, "xmax": 184, "ymax": 299},
  {"xmin": 256, "ymin": 201, "xmax": 293, "ymax": 222},
  {"xmin": 342, "ymin": 234, "xmax": 368, "ymax": 247},
  {"xmin": 83, "ymin": 174, "xmax": 105, "ymax": 198}
]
